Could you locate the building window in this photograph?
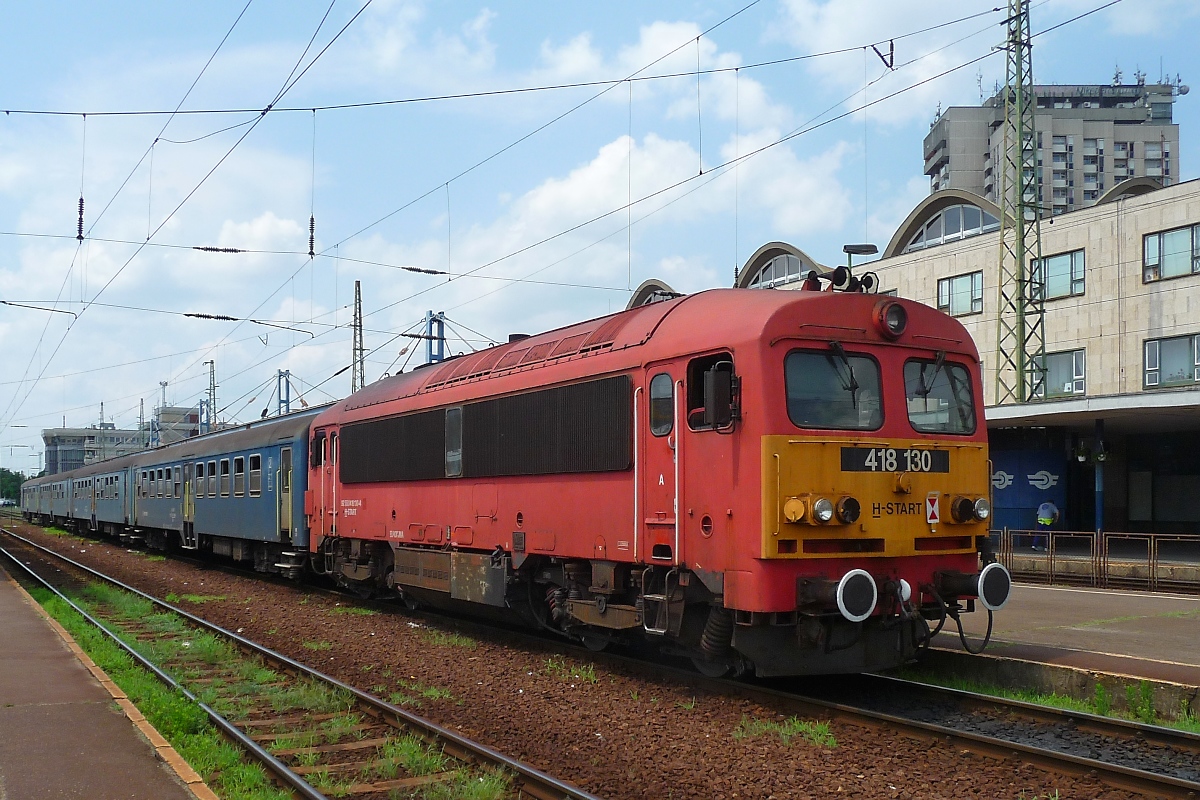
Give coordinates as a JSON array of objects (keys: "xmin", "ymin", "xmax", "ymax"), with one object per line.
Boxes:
[
  {"xmin": 219, "ymin": 459, "xmax": 230, "ymax": 497},
  {"xmin": 248, "ymin": 454, "xmax": 262, "ymax": 496},
  {"xmin": 1033, "ymin": 249, "xmax": 1085, "ymax": 300},
  {"xmin": 747, "ymin": 253, "xmax": 804, "ymax": 288},
  {"xmin": 1038, "ymin": 349, "xmax": 1085, "ymax": 398},
  {"xmin": 904, "ymin": 204, "xmax": 999, "ymax": 253},
  {"xmin": 1144, "ymin": 224, "xmax": 1200, "ymax": 282},
  {"xmin": 1144, "ymin": 335, "xmax": 1200, "ymax": 388},
  {"xmin": 937, "ymin": 271, "xmax": 983, "ymax": 316},
  {"xmin": 234, "ymin": 456, "xmax": 245, "ymax": 497}
]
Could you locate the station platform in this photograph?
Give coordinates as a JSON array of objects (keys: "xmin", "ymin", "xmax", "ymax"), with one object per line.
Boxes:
[
  {"xmin": 931, "ymin": 582, "xmax": 1200, "ymax": 687},
  {"xmin": 0, "ymin": 564, "xmax": 208, "ymax": 799}
]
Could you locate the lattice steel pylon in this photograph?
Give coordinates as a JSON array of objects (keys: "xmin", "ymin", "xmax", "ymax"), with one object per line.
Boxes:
[
  {"xmin": 351, "ymin": 280, "xmax": 366, "ymax": 393},
  {"xmin": 994, "ymin": 0, "xmax": 1045, "ymax": 404}
]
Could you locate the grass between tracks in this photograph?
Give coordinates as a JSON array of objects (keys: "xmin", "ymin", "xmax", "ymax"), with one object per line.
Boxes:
[
  {"xmin": 895, "ymin": 667, "xmax": 1200, "ymax": 735},
  {"xmin": 28, "ymin": 577, "xmax": 512, "ymax": 800},
  {"xmin": 27, "ymin": 586, "xmax": 290, "ymax": 800},
  {"xmin": 733, "ymin": 715, "xmax": 838, "ymax": 747}
]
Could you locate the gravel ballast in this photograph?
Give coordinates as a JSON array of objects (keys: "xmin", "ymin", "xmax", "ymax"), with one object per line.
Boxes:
[{"xmin": 4, "ymin": 523, "xmax": 1141, "ymax": 800}]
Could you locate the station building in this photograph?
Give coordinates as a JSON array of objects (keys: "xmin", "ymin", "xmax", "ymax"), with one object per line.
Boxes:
[{"xmin": 735, "ymin": 177, "xmax": 1200, "ymax": 535}]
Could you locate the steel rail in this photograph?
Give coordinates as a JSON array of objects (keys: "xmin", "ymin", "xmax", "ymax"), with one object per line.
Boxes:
[
  {"xmin": 10, "ymin": 517, "xmax": 1199, "ymax": 797},
  {"xmin": 0, "ymin": 527, "xmax": 602, "ymax": 800},
  {"xmin": 566, "ymin": 647, "xmax": 1200, "ymax": 799},
  {"xmin": 861, "ymin": 672, "xmax": 1200, "ymax": 758},
  {"xmin": 0, "ymin": 539, "xmax": 329, "ymax": 800}
]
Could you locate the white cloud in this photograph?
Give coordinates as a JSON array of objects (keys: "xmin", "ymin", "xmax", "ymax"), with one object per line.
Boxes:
[{"xmin": 775, "ymin": 0, "xmax": 1004, "ymax": 125}]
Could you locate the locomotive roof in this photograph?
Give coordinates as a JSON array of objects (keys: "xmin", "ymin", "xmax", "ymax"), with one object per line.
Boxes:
[
  {"xmin": 317, "ymin": 287, "xmax": 977, "ymax": 427},
  {"xmin": 23, "ymin": 406, "xmax": 328, "ymax": 488}
]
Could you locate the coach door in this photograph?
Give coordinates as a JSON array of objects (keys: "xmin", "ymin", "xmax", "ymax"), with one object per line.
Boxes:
[
  {"xmin": 181, "ymin": 463, "xmax": 197, "ymax": 548},
  {"xmin": 314, "ymin": 430, "xmax": 338, "ymax": 539},
  {"xmin": 641, "ymin": 369, "xmax": 680, "ymax": 565},
  {"xmin": 279, "ymin": 447, "xmax": 293, "ymax": 542}
]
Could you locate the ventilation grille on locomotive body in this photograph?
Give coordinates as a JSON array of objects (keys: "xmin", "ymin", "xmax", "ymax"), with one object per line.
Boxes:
[{"xmin": 339, "ymin": 375, "xmax": 632, "ymax": 484}]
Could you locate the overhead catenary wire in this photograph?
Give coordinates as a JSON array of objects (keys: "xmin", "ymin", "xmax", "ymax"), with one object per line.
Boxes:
[
  {"xmin": 0, "ymin": 0, "xmax": 374, "ymax": 436},
  {"xmin": 0, "ymin": 0, "xmax": 258, "ymax": 437},
  {"xmin": 3, "ymin": 3, "xmax": 1119, "ymax": 436},
  {"xmin": 0, "ymin": 7, "xmax": 1006, "ymax": 120},
  {"xmin": 360, "ymin": 45, "xmax": 1007, "ymax": 324}
]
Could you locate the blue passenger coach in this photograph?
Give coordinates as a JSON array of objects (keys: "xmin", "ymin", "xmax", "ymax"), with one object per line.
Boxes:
[{"xmin": 21, "ymin": 409, "xmax": 323, "ymax": 577}]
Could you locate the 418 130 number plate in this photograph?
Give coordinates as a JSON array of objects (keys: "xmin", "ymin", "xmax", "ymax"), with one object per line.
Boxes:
[{"xmin": 840, "ymin": 446, "xmax": 949, "ymax": 473}]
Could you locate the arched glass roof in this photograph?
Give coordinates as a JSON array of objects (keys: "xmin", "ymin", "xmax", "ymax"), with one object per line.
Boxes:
[
  {"xmin": 903, "ymin": 203, "xmax": 999, "ymax": 253},
  {"xmin": 746, "ymin": 253, "xmax": 805, "ymax": 288}
]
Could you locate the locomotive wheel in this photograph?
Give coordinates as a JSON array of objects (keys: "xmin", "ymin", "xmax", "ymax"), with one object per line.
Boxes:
[{"xmin": 691, "ymin": 656, "xmax": 732, "ymax": 678}]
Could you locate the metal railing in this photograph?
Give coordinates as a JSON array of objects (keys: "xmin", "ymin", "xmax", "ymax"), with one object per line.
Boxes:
[{"xmin": 992, "ymin": 528, "xmax": 1200, "ymax": 594}]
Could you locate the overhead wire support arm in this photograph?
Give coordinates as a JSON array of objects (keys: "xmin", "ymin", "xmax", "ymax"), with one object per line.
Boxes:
[
  {"xmin": 0, "ymin": 301, "xmax": 78, "ymax": 321},
  {"xmin": 993, "ymin": 0, "xmax": 1045, "ymax": 405}
]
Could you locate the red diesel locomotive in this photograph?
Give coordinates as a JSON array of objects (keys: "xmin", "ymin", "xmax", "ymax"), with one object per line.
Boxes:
[{"xmin": 305, "ymin": 282, "xmax": 1009, "ymax": 676}]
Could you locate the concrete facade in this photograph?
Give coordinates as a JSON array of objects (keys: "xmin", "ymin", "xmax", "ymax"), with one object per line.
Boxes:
[
  {"xmin": 43, "ymin": 424, "xmax": 146, "ymax": 475},
  {"xmin": 736, "ymin": 178, "xmax": 1200, "ymax": 535},
  {"xmin": 926, "ymin": 82, "xmax": 1183, "ymax": 215},
  {"xmin": 874, "ymin": 179, "xmax": 1200, "ymax": 406}
]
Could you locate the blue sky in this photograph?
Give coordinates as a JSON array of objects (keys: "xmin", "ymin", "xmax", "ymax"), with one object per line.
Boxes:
[{"xmin": 1, "ymin": 0, "xmax": 1196, "ymax": 468}]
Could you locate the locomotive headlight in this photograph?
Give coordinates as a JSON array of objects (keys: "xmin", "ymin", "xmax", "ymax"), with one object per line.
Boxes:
[
  {"xmin": 783, "ymin": 497, "xmax": 807, "ymax": 523},
  {"xmin": 812, "ymin": 497, "xmax": 835, "ymax": 523},
  {"xmin": 951, "ymin": 496, "xmax": 975, "ymax": 523},
  {"xmin": 874, "ymin": 300, "xmax": 908, "ymax": 340},
  {"xmin": 835, "ymin": 496, "xmax": 860, "ymax": 524},
  {"xmin": 973, "ymin": 497, "xmax": 991, "ymax": 521}
]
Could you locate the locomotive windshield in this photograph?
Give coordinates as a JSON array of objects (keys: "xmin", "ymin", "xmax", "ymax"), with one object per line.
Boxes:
[
  {"xmin": 904, "ymin": 357, "xmax": 976, "ymax": 434},
  {"xmin": 785, "ymin": 349, "xmax": 882, "ymax": 430}
]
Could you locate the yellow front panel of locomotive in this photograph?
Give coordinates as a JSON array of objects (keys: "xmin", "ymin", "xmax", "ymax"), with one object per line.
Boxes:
[{"xmin": 759, "ymin": 435, "xmax": 989, "ymax": 559}]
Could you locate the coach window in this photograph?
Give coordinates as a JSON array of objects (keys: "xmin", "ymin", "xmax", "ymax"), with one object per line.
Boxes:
[
  {"xmin": 904, "ymin": 357, "xmax": 976, "ymax": 434},
  {"xmin": 156, "ymin": 468, "xmax": 164, "ymax": 497},
  {"xmin": 234, "ymin": 456, "xmax": 245, "ymax": 496},
  {"xmin": 785, "ymin": 348, "xmax": 883, "ymax": 430},
  {"xmin": 173, "ymin": 466, "xmax": 182, "ymax": 498},
  {"xmin": 208, "ymin": 461, "xmax": 217, "ymax": 497},
  {"xmin": 220, "ymin": 459, "xmax": 230, "ymax": 497},
  {"xmin": 249, "ymin": 454, "xmax": 262, "ymax": 496},
  {"xmin": 445, "ymin": 407, "xmax": 463, "ymax": 478},
  {"xmin": 649, "ymin": 373, "xmax": 674, "ymax": 436},
  {"xmin": 195, "ymin": 462, "xmax": 205, "ymax": 497}
]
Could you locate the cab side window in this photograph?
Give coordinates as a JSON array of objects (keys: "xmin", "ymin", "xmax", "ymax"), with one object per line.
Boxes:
[
  {"xmin": 649, "ymin": 373, "xmax": 674, "ymax": 436},
  {"xmin": 686, "ymin": 352, "xmax": 737, "ymax": 430}
]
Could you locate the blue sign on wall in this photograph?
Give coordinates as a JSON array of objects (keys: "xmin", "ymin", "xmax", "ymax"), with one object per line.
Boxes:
[{"xmin": 990, "ymin": 449, "xmax": 1068, "ymax": 530}]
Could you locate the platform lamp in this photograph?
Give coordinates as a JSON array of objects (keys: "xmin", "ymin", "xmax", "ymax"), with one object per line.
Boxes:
[{"xmin": 843, "ymin": 243, "xmax": 878, "ymax": 271}]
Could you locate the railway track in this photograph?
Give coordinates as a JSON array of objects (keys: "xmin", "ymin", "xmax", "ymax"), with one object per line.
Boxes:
[
  {"xmin": 786, "ymin": 672, "xmax": 1200, "ymax": 786},
  {"xmin": 0, "ymin": 527, "xmax": 601, "ymax": 800},
  {"xmin": 9, "ymin": 519, "xmax": 1200, "ymax": 798}
]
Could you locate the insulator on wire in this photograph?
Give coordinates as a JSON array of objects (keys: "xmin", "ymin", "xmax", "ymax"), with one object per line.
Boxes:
[
  {"xmin": 77, "ymin": 196, "xmax": 84, "ymax": 241},
  {"xmin": 308, "ymin": 214, "xmax": 315, "ymax": 258}
]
